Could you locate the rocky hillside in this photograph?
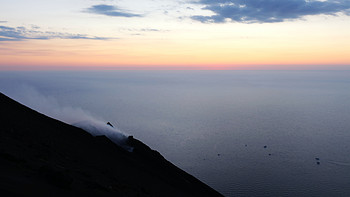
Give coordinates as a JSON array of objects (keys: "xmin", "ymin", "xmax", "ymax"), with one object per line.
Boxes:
[{"xmin": 0, "ymin": 92, "xmax": 223, "ymax": 197}]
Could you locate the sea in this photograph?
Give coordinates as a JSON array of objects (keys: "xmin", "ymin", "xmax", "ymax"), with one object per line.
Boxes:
[{"xmin": 1, "ymin": 70, "xmax": 350, "ymax": 197}]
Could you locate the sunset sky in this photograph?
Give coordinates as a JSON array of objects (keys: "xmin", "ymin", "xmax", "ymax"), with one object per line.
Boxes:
[{"xmin": 1, "ymin": 0, "xmax": 350, "ymax": 70}]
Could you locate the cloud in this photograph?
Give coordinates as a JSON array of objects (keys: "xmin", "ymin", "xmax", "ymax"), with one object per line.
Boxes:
[
  {"xmin": 0, "ymin": 26, "xmax": 28, "ymax": 41},
  {"xmin": 0, "ymin": 25, "xmax": 110, "ymax": 41},
  {"xmin": 140, "ymin": 28, "xmax": 161, "ymax": 32},
  {"xmin": 85, "ymin": 4, "xmax": 142, "ymax": 17},
  {"xmin": 192, "ymin": 0, "xmax": 350, "ymax": 23}
]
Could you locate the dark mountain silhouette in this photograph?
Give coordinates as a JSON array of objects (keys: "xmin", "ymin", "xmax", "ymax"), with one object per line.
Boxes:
[{"xmin": 0, "ymin": 92, "xmax": 223, "ymax": 197}]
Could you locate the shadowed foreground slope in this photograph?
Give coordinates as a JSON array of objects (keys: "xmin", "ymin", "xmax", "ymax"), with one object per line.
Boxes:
[{"xmin": 0, "ymin": 92, "xmax": 223, "ymax": 197}]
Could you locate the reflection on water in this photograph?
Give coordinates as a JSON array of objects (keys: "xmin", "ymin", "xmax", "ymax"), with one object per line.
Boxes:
[{"xmin": 1, "ymin": 70, "xmax": 350, "ymax": 197}]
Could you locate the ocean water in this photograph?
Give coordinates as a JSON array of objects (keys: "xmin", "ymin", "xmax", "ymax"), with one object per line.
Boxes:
[{"xmin": 1, "ymin": 70, "xmax": 350, "ymax": 197}]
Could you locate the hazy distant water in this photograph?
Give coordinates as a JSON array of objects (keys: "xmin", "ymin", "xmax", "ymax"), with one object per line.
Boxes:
[{"xmin": 1, "ymin": 70, "xmax": 350, "ymax": 197}]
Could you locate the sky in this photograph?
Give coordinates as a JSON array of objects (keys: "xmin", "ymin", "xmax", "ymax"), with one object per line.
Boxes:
[{"xmin": 0, "ymin": 0, "xmax": 350, "ymax": 70}]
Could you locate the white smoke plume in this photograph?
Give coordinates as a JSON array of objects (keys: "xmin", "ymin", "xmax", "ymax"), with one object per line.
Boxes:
[{"xmin": 6, "ymin": 85, "xmax": 132, "ymax": 151}]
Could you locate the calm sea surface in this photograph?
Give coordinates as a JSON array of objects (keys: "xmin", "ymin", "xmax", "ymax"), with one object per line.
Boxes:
[{"xmin": 1, "ymin": 70, "xmax": 350, "ymax": 197}]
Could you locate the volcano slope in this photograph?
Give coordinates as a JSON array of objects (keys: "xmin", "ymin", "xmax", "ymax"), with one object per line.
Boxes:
[{"xmin": 0, "ymin": 92, "xmax": 223, "ymax": 197}]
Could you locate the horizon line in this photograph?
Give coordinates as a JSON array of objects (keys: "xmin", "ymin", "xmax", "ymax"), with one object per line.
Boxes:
[{"xmin": 1, "ymin": 64, "xmax": 350, "ymax": 71}]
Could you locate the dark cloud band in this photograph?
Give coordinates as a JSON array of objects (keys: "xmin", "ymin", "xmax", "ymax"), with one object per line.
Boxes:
[
  {"xmin": 192, "ymin": 0, "xmax": 350, "ymax": 23},
  {"xmin": 0, "ymin": 25, "xmax": 110, "ymax": 41},
  {"xmin": 85, "ymin": 4, "xmax": 141, "ymax": 17}
]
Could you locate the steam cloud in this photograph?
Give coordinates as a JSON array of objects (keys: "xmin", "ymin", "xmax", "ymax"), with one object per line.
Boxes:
[{"xmin": 7, "ymin": 86, "xmax": 132, "ymax": 151}]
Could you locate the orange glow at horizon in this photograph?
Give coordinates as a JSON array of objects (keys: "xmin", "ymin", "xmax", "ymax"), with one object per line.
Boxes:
[{"xmin": 1, "ymin": 22, "xmax": 350, "ymax": 71}]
